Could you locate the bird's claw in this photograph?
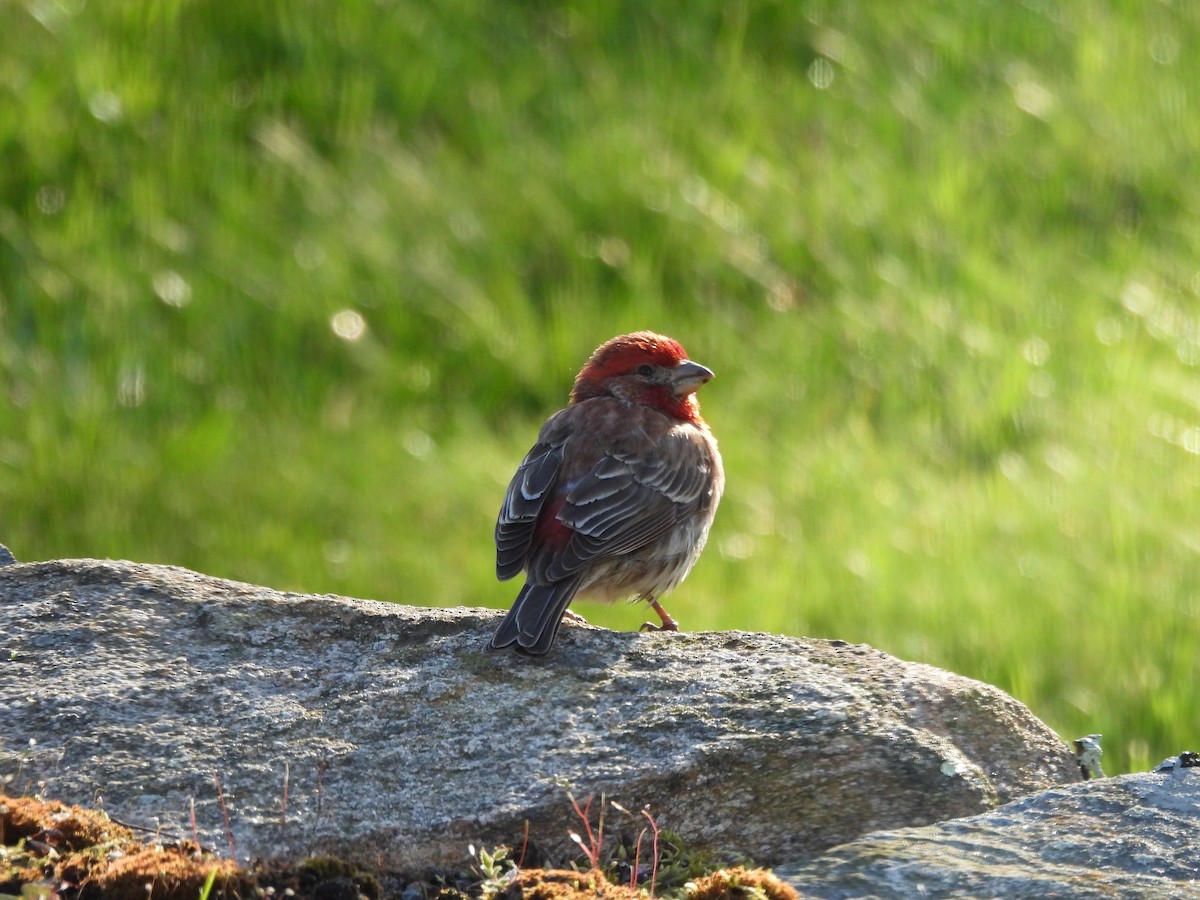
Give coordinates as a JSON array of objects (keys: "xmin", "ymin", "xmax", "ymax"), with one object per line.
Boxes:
[
  {"xmin": 640, "ymin": 600, "xmax": 679, "ymax": 633},
  {"xmin": 561, "ymin": 609, "xmax": 589, "ymax": 625},
  {"xmin": 639, "ymin": 620, "xmax": 679, "ymax": 633}
]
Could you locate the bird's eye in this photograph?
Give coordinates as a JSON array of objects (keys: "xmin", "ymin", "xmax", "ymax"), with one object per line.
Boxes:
[{"xmin": 636, "ymin": 364, "xmax": 654, "ymax": 377}]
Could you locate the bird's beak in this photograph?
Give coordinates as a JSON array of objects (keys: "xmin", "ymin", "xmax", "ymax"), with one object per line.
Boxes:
[{"xmin": 670, "ymin": 359, "xmax": 715, "ymax": 396}]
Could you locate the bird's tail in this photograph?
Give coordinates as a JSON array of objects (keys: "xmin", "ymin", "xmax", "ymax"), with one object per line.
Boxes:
[{"xmin": 489, "ymin": 575, "xmax": 585, "ymax": 656}]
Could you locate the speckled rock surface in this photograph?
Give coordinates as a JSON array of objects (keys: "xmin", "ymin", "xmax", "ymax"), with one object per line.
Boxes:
[
  {"xmin": 776, "ymin": 768, "xmax": 1200, "ymax": 898},
  {"xmin": 0, "ymin": 558, "xmax": 1079, "ymax": 870}
]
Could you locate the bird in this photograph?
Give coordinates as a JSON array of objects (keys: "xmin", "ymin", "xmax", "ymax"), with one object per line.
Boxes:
[{"xmin": 490, "ymin": 331, "xmax": 724, "ymax": 655}]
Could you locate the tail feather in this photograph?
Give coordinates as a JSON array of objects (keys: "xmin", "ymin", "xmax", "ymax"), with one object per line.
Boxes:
[{"xmin": 490, "ymin": 576, "xmax": 585, "ymax": 655}]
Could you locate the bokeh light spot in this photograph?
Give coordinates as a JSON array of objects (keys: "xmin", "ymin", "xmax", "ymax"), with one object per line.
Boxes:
[
  {"xmin": 153, "ymin": 270, "xmax": 192, "ymax": 308},
  {"xmin": 331, "ymin": 309, "xmax": 367, "ymax": 342}
]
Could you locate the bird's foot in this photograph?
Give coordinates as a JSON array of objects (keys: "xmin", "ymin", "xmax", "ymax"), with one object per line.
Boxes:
[
  {"xmin": 639, "ymin": 599, "xmax": 679, "ymax": 633},
  {"xmin": 561, "ymin": 609, "xmax": 589, "ymax": 625}
]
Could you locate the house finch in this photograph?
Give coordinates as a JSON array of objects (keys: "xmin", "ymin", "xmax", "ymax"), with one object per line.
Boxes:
[{"xmin": 491, "ymin": 331, "xmax": 724, "ymax": 655}]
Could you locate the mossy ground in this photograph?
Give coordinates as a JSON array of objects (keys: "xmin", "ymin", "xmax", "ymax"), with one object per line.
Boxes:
[
  {"xmin": 0, "ymin": 794, "xmax": 245, "ymax": 900},
  {"xmin": 0, "ymin": 794, "xmax": 791, "ymax": 900}
]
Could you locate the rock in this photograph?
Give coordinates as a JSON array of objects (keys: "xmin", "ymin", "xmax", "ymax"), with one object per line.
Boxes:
[
  {"xmin": 0, "ymin": 543, "xmax": 16, "ymax": 567},
  {"xmin": 0, "ymin": 558, "xmax": 1079, "ymax": 871},
  {"xmin": 776, "ymin": 768, "xmax": 1200, "ymax": 898}
]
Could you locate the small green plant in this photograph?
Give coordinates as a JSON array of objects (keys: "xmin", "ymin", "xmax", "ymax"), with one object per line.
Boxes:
[
  {"xmin": 197, "ymin": 866, "xmax": 218, "ymax": 900},
  {"xmin": 468, "ymin": 843, "xmax": 516, "ymax": 896}
]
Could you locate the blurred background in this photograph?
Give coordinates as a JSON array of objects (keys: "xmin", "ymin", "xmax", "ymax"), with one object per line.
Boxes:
[{"xmin": 2, "ymin": 2, "xmax": 1197, "ymax": 773}]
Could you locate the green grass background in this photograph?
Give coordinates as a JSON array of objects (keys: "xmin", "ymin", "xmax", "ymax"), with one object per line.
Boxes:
[{"xmin": 2, "ymin": 1, "xmax": 1198, "ymax": 774}]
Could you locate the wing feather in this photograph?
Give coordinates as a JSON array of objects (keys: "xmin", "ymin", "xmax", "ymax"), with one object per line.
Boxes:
[
  {"xmin": 546, "ymin": 428, "xmax": 715, "ymax": 577},
  {"xmin": 495, "ymin": 435, "xmax": 566, "ymax": 580}
]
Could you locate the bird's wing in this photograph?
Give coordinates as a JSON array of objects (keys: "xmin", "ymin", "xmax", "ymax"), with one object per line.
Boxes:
[
  {"xmin": 545, "ymin": 426, "xmax": 716, "ymax": 580},
  {"xmin": 494, "ymin": 413, "xmax": 571, "ymax": 580}
]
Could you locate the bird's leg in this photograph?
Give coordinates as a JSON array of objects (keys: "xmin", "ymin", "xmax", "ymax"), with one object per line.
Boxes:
[
  {"xmin": 561, "ymin": 608, "xmax": 589, "ymax": 625},
  {"xmin": 639, "ymin": 599, "xmax": 679, "ymax": 633}
]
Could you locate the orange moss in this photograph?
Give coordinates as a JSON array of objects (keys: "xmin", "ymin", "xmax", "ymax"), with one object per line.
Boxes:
[
  {"xmin": 1, "ymin": 792, "xmax": 250, "ymax": 900},
  {"xmin": 500, "ymin": 868, "xmax": 643, "ymax": 899},
  {"xmin": 686, "ymin": 866, "xmax": 799, "ymax": 900},
  {"xmin": 2, "ymin": 792, "xmax": 134, "ymax": 849},
  {"xmin": 95, "ymin": 847, "xmax": 243, "ymax": 900}
]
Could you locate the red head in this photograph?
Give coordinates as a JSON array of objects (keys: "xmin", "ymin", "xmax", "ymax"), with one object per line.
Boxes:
[{"xmin": 570, "ymin": 331, "xmax": 714, "ymax": 423}]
